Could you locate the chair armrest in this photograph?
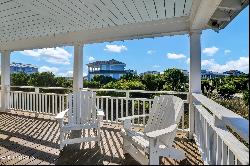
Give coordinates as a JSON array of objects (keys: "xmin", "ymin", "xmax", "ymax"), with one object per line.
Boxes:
[
  {"xmin": 97, "ymin": 110, "xmax": 105, "ymax": 117},
  {"xmin": 145, "ymin": 124, "xmax": 177, "ymax": 138},
  {"xmin": 118, "ymin": 114, "xmax": 149, "ymax": 121},
  {"xmin": 96, "ymin": 106, "xmax": 104, "ymax": 117},
  {"xmin": 55, "ymin": 109, "xmax": 69, "ymax": 120}
]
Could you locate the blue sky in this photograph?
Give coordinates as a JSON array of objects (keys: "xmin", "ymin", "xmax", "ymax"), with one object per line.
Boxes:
[{"xmin": 10, "ymin": 7, "xmax": 249, "ymax": 77}]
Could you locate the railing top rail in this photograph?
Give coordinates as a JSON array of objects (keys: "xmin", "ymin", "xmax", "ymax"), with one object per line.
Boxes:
[
  {"xmin": 8, "ymin": 86, "xmax": 188, "ymax": 95},
  {"xmin": 83, "ymin": 88, "xmax": 188, "ymax": 94},
  {"xmin": 9, "ymin": 85, "xmax": 72, "ymax": 90},
  {"xmin": 192, "ymin": 93, "xmax": 249, "ymax": 143}
]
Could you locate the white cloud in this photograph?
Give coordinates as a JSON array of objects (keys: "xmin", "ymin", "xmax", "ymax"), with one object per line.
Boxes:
[
  {"xmin": 39, "ymin": 66, "xmax": 59, "ymax": 74},
  {"xmin": 201, "ymin": 59, "xmax": 215, "ymax": 66},
  {"xmin": 167, "ymin": 53, "xmax": 186, "ymax": 59},
  {"xmin": 186, "ymin": 58, "xmax": 190, "ymax": 64},
  {"xmin": 20, "ymin": 47, "xmax": 72, "ymax": 65},
  {"xmin": 88, "ymin": 56, "xmax": 95, "ymax": 62},
  {"xmin": 224, "ymin": 49, "xmax": 231, "ymax": 55},
  {"xmin": 202, "ymin": 46, "xmax": 219, "ymax": 56},
  {"xmin": 147, "ymin": 50, "xmax": 155, "ymax": 55},
  {"xmin": 57, "ymin": 71, "xmax": 88, "ymax": 77},
  {"xmin": 104, "ymin": 45, "xmax": 127, "ymax": 53},
  {"xmin": 201, "ymin": 57, "xmax": 249, "ymax": 73},
  {"xmin": 152, "ymin": 65, "xmax": 160, "ymax": 68},
  {"xmin": 58, "ymin": 71, "xmax": 73, "ymax": 77}
]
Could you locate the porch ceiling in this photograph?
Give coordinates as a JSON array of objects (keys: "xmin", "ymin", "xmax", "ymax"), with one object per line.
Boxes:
[{"xmin": 0, "ymin": 0, "xmax": 248, "ymax": 51}]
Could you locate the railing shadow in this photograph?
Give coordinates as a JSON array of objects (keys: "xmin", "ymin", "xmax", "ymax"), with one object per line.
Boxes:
[{"xmin": 0, "ymin": 112, "xmax": 60, "ymax": 149}]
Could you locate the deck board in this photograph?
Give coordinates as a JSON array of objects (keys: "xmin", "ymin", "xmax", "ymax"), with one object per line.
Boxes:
[{"xmin": 0, "ymin": 111, "xmax": 203, "ymax": 165}]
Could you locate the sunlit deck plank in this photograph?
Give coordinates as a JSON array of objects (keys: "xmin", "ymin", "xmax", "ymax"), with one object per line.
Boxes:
[{"xmin": 0, "ymin": 111, "xmax": 203, "ymax": 165}]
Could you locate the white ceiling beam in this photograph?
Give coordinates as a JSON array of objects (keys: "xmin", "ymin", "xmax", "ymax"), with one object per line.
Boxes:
[
  {"xmin": 211, "ymin": 10, "xmax": 231, "ymax": 22},
  {"xmin": 190, "ymin": 0, "xmax": 223, "ymax": 30},
  {"xmin": 218, "ymin": 0, "xmax": 242, "ymax": 11},
  {"xmin": 0, "ymin": 17, "xmax": 189, "ymax": 51}
]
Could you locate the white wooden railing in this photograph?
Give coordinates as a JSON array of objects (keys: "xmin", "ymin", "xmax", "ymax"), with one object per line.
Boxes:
[
  {"xmin": 8, "ymin": 91, "xmax": 68, "ymax": 115},
  {"xmin": 5, "ymin": 86, "xmax": 188, "ymax": 128},
  {"xmin": 192, "ymin": 93, "xmax": 249, "ymax": 165}
]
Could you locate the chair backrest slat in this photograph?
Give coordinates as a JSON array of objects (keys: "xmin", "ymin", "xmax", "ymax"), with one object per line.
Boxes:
[
  {"xmin": 68, "ymin": 90, "xmax": 97, "ymax": 125},
  {"xmin": 144, "ymin": 95, "xmax": 184, "ymax": 147}
]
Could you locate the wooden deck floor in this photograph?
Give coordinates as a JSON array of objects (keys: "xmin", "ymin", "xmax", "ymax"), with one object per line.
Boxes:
[{"xmin": 0, "ymin": 111, "xmax": 203, "ymax": 165}]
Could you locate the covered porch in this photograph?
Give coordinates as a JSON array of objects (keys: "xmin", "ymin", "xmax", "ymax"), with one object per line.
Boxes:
[{"xmin": 0, "ymin": 0, "xmax": 249, "ymax": 165}]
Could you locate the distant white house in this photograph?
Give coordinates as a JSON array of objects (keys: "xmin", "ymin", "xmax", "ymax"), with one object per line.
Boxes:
[
  {"xmin": 87, "ymin": 59, "xmax": 136, "ymax": 81},
  {"xmin": 223, "ymin": 70, "xmax": 245, "ymax": 76},
  {"xmin": 201, "ymin": 70, "xmax": 225, "ymax": 79},
  {"xmin": 140, "ymin": 71, "xmax": 160, "ymax": 76}
]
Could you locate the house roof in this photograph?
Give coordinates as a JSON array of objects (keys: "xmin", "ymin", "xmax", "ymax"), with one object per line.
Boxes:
[{"xmin": 87, "ymin": 59, "xmax": 125, "ymax": 67}]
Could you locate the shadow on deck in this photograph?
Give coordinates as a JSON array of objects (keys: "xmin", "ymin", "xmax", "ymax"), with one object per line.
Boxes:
[{"xmin": 0, "ymin": 111, "xmax": 203, "ymax": 165}]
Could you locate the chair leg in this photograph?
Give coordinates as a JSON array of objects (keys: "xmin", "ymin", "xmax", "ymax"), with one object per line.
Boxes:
[
  {"xmin": 123, "ymin": 138, "xmax": 129, "ymax": 154},
  {"xmin": 149, "ymin": 151, "xmax": 159, "ymax": 165},
  {"xmin": 60, "ymin": 131, "xmax": 65, "ymax": 150},
  {"xmin": 149, "ymin": 139, "xmax": 159, "ymax": 165},
  {"xmin": 97, "ymin": 127, "xmax": 101, "ymax": 147}
]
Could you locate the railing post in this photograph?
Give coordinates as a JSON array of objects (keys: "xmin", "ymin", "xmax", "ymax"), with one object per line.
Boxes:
[
  {"xmin": 188, "ymin": 92, "xmax": 195, "ymax": 139},
  {"xmin": 35, "ymin": 87, "xmax": 40, "ymax": 93},
  {"xmin": 1, "ymin": 50, "xmax": 11, "ymax": 112}
]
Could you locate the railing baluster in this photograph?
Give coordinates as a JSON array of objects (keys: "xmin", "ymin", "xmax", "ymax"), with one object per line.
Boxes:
[
  {"xmin": 116, "ymin": 98, "xmax": 118, "ymax": 123},
  {"xmin": 222, "ymin": 141, "xmax": 228, "ymax": 164},
  {"xmin": 48, "ymin": 94, "xmax": 50, "ymax": 114},
  {"xmin": 97, "ymin": 97, "xmax": 100, "ymax": 109},
  {"xmin": 52, "ymin": 94, "xmax": 55, "ymax": 115},
  {"xmin": 216, "ymin": 134, "xmax": 222, "ymax": 164},
  {"xmin": 121, "ymin": 98, "xmax": 124, "ymax": 120},
  {"xmin": 132, "ymin": 99, "xmax": 135, "ymax": 125},
  {"xmin": 106, "ymin": 98, "xmax": 109, "ymax": 122},
  {"xmin": 33, "ymin": 93, "xmax": 35, "ymax": 112},
  {"xmin": 228, "ymin": 149, "xmax": 235, "ymax": 165},
  {"xmin": 54, "ymin": 94, "xmax": 58, "ymax": 115},
  {"xmin": 143, "ymin": 100, "xmax": 145, "ymax": 125},
  {"xmin": 101, "ymin": 97, "xmax": 103, "ymax": 111},
  {"xmin": 59, "ymin": 95, "xmax": 62, "ymax": 113},
  {"xmin": 111, "ymin": 98, "xmax": 113, "ymax": 122}
]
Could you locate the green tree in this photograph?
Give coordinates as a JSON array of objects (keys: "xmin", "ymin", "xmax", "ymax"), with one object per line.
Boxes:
[
  {"xmin": 55, "ymin": 77, "xmax": 72, "ymax": 88},
  {"xmin": 11, "ymin": 72, "xmax": 29, "ymax": 86},
  {"xmin": 103, "ymin": 79, "xmax": 145, "ymax": 90},
  {"xmin": 120, "ymin": 73, "xmax": 139, "ymax": 81},
  {"xmin": 141, "ymin": 74, "xmax": 159, "ymax": 91},
  {"xmin": 83, "ymin": 80, "xmax": 101, "ymax": 88},
  {"xmin": 92, "ymin": 75, "xmax": 116, "ymax": 85},
  {"xmin": 28, "ymin": 72, "xmax": 56, "ymax": 87},
  {"xmin": 162, "ymin": 68, "xmax": 188, "ymax": 92}
]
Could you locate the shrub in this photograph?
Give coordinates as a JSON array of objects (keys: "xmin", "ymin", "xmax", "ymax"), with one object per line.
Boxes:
[
  {"xmin": 243, "ymin": 90, "xmax": 249, "ymax": 106},
  {"xmin": 217, "ymin": 84, "xmax": 236, "ymax": 98}
]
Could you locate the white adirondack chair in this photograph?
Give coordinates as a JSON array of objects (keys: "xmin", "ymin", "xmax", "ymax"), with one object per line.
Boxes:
[
  {"xmin": 119, "ymin": 95, "xmax": 185, "ymax": 165},
  {"xmin": 55, "ymin": 90, "xmax": 104, "ymax": 150}
]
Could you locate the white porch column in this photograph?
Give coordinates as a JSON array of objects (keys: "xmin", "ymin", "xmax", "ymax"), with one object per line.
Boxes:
[
  {"xmin": 189, "ymin": 30, "xmax": 202, "ymax": 93},
  {"xmin": 1, "ymin": 50, "xmax": 11, "ymax": 112},
  {"xmin": 189, "ymin": 30, "xmax": 202, "ymax": 139},
  {"xmin": 73, "ymin": 44, "xmax": 83, "ymax": 91}
]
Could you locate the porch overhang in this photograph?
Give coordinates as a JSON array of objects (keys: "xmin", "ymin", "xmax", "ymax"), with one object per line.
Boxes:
[{"xmin": 0, "ymin": 0, "xmax": 248, "ymax": 51}]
